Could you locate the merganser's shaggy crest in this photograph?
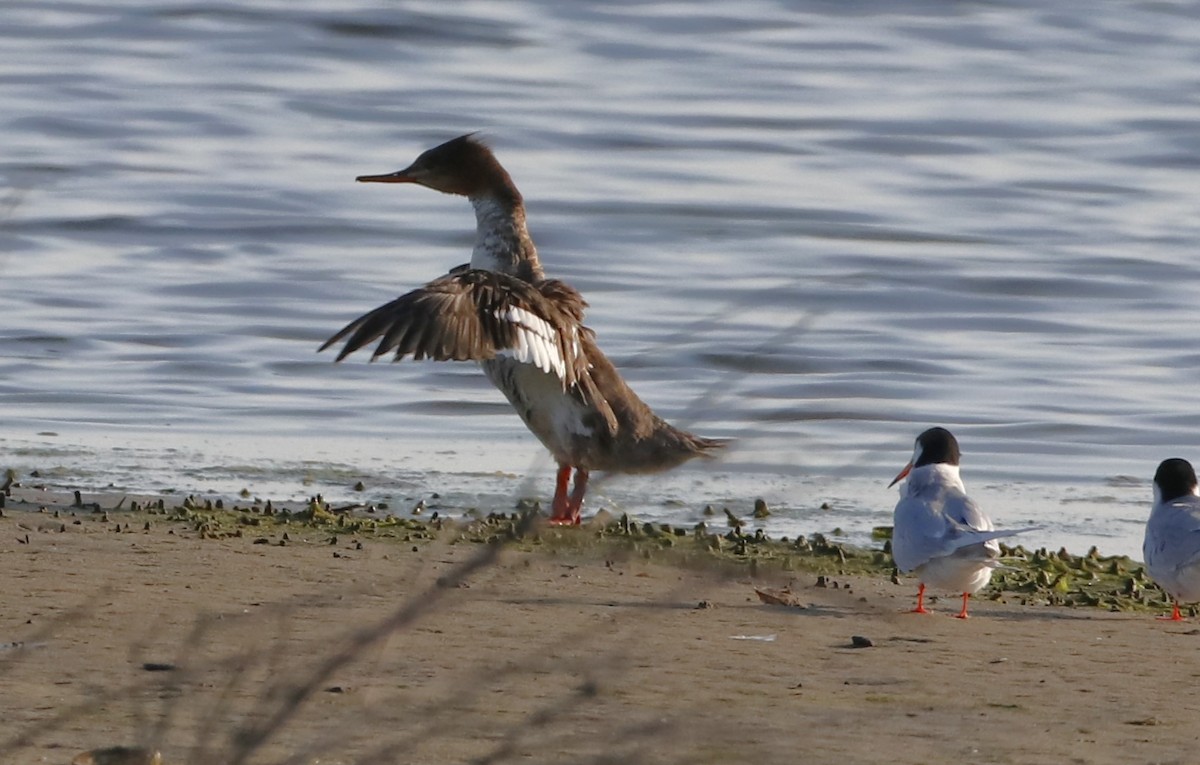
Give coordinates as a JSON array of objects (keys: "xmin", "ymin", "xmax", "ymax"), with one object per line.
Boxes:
[
  {"xmin": 321, "ymin": 135, "xmax": 725, "ymax": 524},
  {"xmin": 889, "ymin": 427, "xmax": 1037, "ymax": 618},
  {"xmin": 1143, "ymin": 458, "xmax": 1200, "ymax": 621}
]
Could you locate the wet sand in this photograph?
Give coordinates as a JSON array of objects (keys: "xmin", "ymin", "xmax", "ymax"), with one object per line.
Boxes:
[{"xmin": 0, "ymin": 484, "xmax": 1195, "ymax": 765}]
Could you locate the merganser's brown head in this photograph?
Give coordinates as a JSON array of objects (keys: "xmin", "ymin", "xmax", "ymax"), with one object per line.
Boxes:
[{"xmin": 356, "ymin": 133, "xmax": 514, "ymax": 199}]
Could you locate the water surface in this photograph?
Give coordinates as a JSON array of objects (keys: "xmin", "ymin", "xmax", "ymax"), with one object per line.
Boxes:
[{"xmin": 4, "ymin": 1, "xmax": 1200, "ymax": 557}]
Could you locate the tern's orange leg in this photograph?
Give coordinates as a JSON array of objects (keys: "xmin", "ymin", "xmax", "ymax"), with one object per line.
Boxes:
[
  {"xmin": 910, "ymin": 582, "xmax": 931, "ymax": 614},
  {"xmin": 955, "ymin": 592, "xmax": 971, "ymax": 619},
  {"xmin": 1158, "ymin": 601, "xmax": 1185, "ymax": 621},
  {"xmin": 548, "ymin": 464, "xmax": 573, "ymax": 524}
]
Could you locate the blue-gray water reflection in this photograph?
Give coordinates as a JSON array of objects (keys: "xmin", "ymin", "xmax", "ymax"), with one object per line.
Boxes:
[{"xmin": 4, "ymin": 1, "xmax": 1200, "ymax": 558}]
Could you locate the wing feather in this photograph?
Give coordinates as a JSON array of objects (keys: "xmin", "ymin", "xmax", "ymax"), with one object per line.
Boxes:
[
  {"xmin": 893, "ymin": 478, "xmax": 1037, "ymax": 572},
  {"xmin": 1146, "ymin": 497, "xmax": 1200, "ymax": 574},
  {"xmin": 320, "ymin": 269, "xmax": 609, "ymax": 421}
]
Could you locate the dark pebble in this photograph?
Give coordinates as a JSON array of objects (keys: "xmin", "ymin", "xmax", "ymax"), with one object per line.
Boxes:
[
  {"xmin": 753, "ymin": 498, "xmax": 770, "ymax": 518},
  {"xmin": 143, "ymin": 662, "xmax": 177, "ymax": 672},
  {"xmin": 850, "ymin": 635, "xmax": 873, "ymax": 648}
]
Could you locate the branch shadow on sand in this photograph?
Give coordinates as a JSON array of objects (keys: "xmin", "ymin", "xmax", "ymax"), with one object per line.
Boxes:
[{"xmin": 0, "ymin": 506, "xmax": 747, "ymax": 765}]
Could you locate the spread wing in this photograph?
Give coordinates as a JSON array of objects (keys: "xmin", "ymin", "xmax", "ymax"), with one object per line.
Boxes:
[{"xmin": 319, "ymin": 269, "xmax": 616, "ymax": 430}]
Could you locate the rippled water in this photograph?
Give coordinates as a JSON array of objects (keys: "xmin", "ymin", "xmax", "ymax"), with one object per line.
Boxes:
[{"xmin": 4, "ymin": 0, "xmax": 1200, "ymax": 558}]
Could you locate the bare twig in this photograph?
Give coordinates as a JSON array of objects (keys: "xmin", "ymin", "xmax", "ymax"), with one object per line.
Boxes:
[{"xmin": 221, "ymin": 510, "xmax": 540, "ymax": 765}]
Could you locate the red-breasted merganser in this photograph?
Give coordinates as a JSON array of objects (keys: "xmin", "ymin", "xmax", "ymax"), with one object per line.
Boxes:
[
  {"xmin": 889, "ymin": 427, "xmax": 1038, "ymax": 618},
  {"xmin": 320, "ymin": 134, "xmax": 726, "ymax": 524}
]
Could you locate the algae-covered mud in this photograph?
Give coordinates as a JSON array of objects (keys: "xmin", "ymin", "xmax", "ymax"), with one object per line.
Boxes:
[
  {"xmin": 0, "ymin": 469, "xmax": 1173, "ymax": 616},
  {"xmin": 0, "ymin": 435, "xmax": 1151, "ymax": 561}
]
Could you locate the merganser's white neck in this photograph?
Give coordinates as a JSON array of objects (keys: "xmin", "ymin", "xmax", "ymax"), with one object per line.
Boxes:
[
  {"xmin": 470, "ymin": 194, "xmax": 544, "ymax": 282},
  {"xmin": 903, "ymin": 462, "xmax": 965, "ymax": 496}
]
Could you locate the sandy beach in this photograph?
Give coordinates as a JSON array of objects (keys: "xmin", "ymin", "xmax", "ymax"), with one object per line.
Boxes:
[{"xmin": 0, "ymin": 482, "xmax": 1195, "ymax": 765}]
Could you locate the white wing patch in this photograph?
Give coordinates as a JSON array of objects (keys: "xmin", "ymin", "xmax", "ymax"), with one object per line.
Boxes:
[{"xmin": 493, "ymin": 306, "xmax": 568, "ymax": 380}]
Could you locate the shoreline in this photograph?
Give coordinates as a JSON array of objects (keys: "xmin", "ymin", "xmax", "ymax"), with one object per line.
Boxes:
[
  {"xmin": 0, "ymin": 431, "xmax": 1153, "ymax": 561},
  {"xmin": 0, "ymin": 475, "xmax": 1169, "ymax": 615}
]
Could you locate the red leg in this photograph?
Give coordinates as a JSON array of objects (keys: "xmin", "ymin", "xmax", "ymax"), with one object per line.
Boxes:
[
  {"xmin": 564, "ymin": 468, "xmax": 589, "ymax": 525},
  {"xmin": 548, "ymin": 464, "xmax": 572, "ymax": 523},
  {"xmin": 910, "ymin": 582, "xmax": 930, "ymax": 614},
  {"xmin": 955, "ymin": 592, "xmax": 970, "ymax": 619},
  {"xmin": 1158, "ymin": 601, "xmax": 1185, "ymax": 621}
]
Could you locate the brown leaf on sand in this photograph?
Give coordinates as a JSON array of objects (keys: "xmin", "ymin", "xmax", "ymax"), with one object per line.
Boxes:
[
  {"xmin": 754, "ymin": 588, "xmax": 807, "ymax": 608},
  {"xmin": 72, "ymin": 747, "xmax": 162, "ymax": 765}
]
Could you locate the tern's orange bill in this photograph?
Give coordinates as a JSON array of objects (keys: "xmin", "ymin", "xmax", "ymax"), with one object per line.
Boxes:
[{"xmin": 888, "ymin": 461, "xmax": 912, "ymax": 488}]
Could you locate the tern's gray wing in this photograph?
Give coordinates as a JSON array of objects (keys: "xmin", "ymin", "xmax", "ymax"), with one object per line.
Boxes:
[
  {"xmin": 1144, "ymin": 496, "xmax": 1200, "ymax": 576},
  {"xmin": 941, "ymin": 489, "xmax": 994, "ymax": 534},
  {"xmin": 893, "ymin": 485, "xmax": 1033, "ymax": 573}
]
